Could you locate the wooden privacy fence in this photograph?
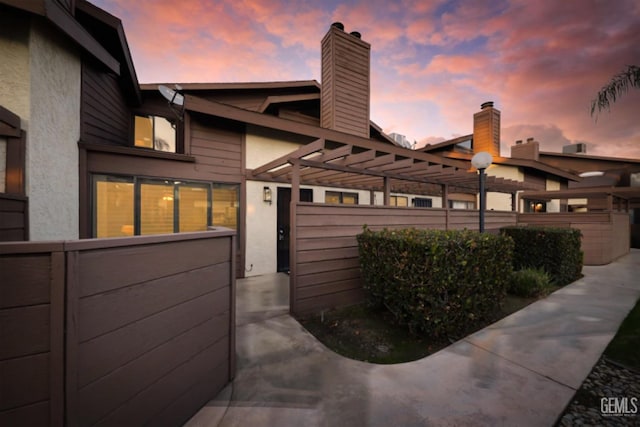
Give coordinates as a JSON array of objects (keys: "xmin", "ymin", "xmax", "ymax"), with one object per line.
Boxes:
[
  {"xmin": 290, "ymin": 203, "xmax": 517, "ymax": 315},
  {"xmin": 518, "ymin": 212, "xmax": 630, "ymax": 265},
  {"xmin": 0, "ymin": 229, "xmax": 236, "ymax": 427},
  {"xmin": 0, "ymin": 194, "xmax": 28, "ymax": 242}
]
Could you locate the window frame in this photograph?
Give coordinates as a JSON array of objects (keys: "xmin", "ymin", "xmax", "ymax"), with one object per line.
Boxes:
[
  {"xmin": 91, "ymin": 174, "xmax": 239, "ymax": 238},
  {"xmin": 325, "ymin": 190, "xmax": 359, "ymax": 205},
  {"xmin": 132, "ymin": 112, "xmax": 184, "ymax": 154}
]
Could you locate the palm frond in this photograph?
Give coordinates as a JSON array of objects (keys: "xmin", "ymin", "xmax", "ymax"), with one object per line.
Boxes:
[{"xmin": 590, "ymin": 65, "xmax": 640, "ymax": 117}]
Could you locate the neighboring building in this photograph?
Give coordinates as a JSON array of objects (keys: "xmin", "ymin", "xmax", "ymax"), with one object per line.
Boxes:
[{"xmin": 420, "ymin": 102, "xmax": 581, "ymax": 213}]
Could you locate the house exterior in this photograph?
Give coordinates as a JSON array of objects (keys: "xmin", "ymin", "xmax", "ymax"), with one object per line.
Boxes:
[
  {"xmin": 1, "ymin": 6, "xmax": 531, "ymax": 281},
  {"xmin": 420, "ymin": 102, "xmax": 582, "ymax": 213}
]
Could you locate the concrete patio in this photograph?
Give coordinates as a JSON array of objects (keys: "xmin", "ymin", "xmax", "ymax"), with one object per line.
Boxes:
[{"xmin": 185, "ymin": 250, "xmax": 640, "ymax": 427}]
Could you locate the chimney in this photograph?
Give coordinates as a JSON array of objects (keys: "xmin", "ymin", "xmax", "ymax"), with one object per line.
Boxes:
[
  {"xmin": 511, "ymin": 137, "xmax": 540, "ymax": 161},
  {"xmin": 321, "ymin": 23, "xmax": 371, "ymax": 138},
  {"xmin": 473, "ymin": 101, "xmax": 500, "ymax": 157}
]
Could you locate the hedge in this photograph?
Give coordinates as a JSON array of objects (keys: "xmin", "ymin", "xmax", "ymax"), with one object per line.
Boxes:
[
  {"xmin": 356, "ymin": 227, "xmax": 514, "ymax": 338},
  {"xmin": 500, "ymin": 226, "xmax": 583, "ymax": 286}
]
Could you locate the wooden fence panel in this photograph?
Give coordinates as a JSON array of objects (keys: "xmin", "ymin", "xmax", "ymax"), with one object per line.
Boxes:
[
  {"xmin": 0, "ymin": 230, "xmax": 236, "ymax": 427},
  {"xmin": 66, "ymin": 233, "xmax": 235, "ymax": 427},
  {"xmin": 517, "ymin": 212, "xmax": 631, "ymax": 265},
  {"xmin": 0, "ymin": 195, "xmax": 28, "ymax": 242},
  {"xmin": 0, "ymin": 244, "xmax": 65, "ymax": 427},
  {"xmin": 291, "ymin": 204, "xmax": 516, "ymax": 315}
]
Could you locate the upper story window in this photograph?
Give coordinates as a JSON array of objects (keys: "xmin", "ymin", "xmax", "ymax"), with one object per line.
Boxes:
[{"xmin": 134, "ymin": 115, "xmax": 176, "ymax": 153}]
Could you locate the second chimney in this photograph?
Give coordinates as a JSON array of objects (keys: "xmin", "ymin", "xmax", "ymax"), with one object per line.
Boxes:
[
  {"xmin": 511, "ymin": 137, "xmax": 540, "ymax": 161},
  {"xmin": 473, "ymin": 101, "xmax": 501, "ymax": 157},
  {"xmin": 321, "ymin": 23, "xmax": 370, "ymax": 138}
]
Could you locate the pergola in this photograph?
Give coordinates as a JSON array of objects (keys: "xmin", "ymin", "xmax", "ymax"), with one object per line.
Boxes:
[
  {"xmin": 184, "ymin": 94, "xmax": 539, "ymax": 206},
  {"xmin": 249, "ymin": 137, "xmax": 538, "ymax": 207}
]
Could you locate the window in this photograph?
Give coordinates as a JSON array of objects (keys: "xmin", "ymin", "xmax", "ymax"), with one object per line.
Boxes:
[
  {"xmin": 390, "ymin": 196, "xmax": 408, "ymax": 207},
  {"xmin": 213, "ymin": 183, "xmax": 239, "ymax": 229},
  {"xmin": 413, "ymin": 197, "xmax": 432, "ymax": 208},
  {"xmin": 326, "ymin": 191, "xmax": 359, "ymax": 204},
  {"xmin": 92, "ymin": 175, "xmax": 238, "ymax": 238},
  {"xmin": 94, "ymin": 176, "xmax": 134, "ymax": 238},
  {"xmin": 134, "ymin": 115, "xmax": 176, "ymax": 152},
  {"xmin": 448, "ymin": 200, "xmax": 475, "ymax": 210}
]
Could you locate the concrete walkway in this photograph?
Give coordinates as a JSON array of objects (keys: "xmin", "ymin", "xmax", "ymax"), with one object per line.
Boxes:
[{"xmin": 185, "ymin": 250, "xmax": 640, "ymax": 427}]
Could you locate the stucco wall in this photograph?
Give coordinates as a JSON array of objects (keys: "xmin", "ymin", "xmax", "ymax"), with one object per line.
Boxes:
[
  {"xmin": 0, "ymin": 10, "xmax": 30, "ymax": 121},
  {"xmin": 28, "ymin": 20, "xmax": 81, "ymax": 240},
  {"xmin": 546, "ymin": 178, "xmax": 561, "ymax": 212},
  {"xmin": 0, "ymin": 14, "xmax": 81, "ymax": 240},
  {"xmin": 245, "ymin": 129, "xmax": 305, "ymax": 169},
  {"xmin": 245, "ymin": 180, "xmax": 280, "ymax": 276},
  {"xmin": 485, "ymin": 164, "xmax": 522, "ymax": 211}
]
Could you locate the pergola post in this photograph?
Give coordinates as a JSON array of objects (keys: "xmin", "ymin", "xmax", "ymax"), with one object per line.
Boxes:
[
  {"xmin": 289, "ymin": 159, "xmax": 300, "ymax": 314},
  {"xmin": 383, "ymin": 177, "xmax": 391, "ymax": 206}
]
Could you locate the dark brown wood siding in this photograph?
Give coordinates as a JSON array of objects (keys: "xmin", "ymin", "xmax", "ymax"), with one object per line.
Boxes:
[
  {"xmin": 0, "ymin": 194, "xmax": 28, "ymax": 241},
  {"xmin": 321, "ymin": 26, "xmax": 370, "ymax": 138},
  {"xmin": 0, "ymin": 230, "xmax": 236, "ymax": 427},
  {"xmin": 0, "ymin": 243, "xmax": 65, "ymax": 427},
  {"xmin": 291, "ymin": 203, "xmax": 516, "ymax": 315},
  {"xmin": 190, "ymin": 114, "xmax": 244, "ymax": 183},
  {"xmin": 81, "ymin": 61, "xmax": 130, "ymax": 146}
]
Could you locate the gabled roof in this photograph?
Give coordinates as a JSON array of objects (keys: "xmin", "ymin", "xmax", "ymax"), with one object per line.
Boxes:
[
  {"xmin": 141, "ymin": 81, "xmax": 321, "ymax": 92},
  {"xmin": 420, "ymin": 134, "xmax": 473, "ymax": 152},
  {"xmin": 425, "ymin": 150, "xmax": 581, "ymax": 182},
  {"xmin": 141, "ymin": 80, "xmax": 400, "ymax": 146},
  {"xmin": 1, "ymin": 0, "xmax": 141, "ymax": 105},
  {"xmin": 184, "ymin": 95, "xmax": 536, "ymax": 195},
  {"xmin": 1, "ymin": 0, "xmax": 118, "ymax": 73}
]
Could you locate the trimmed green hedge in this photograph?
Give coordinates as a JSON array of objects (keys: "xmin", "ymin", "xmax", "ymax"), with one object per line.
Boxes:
[
  {"xmin": 356, "ymin": 227, "xmax": 514, "ymax": 338},
  {"xmin": 509, "ymin": 268, "xmax": 553, "ymax": 297},
  {"xmin": 500, "ymin": 226, "xmax": 583, "ymax": 286}
]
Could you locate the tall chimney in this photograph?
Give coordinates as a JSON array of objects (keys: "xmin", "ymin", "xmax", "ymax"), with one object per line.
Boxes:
[
  {"xmin": 321, "ymin": 23, "xmax": 370, "ymax": 138},
  {"xmin": 473, "ymin": 101, "xmax": 500, "ymax": 157}
]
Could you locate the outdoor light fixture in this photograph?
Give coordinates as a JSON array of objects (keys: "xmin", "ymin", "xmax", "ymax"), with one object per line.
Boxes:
[
  {"xmin": 471, "ymin": 151, "xmax": 493, "ymax": 233},
  {"xmin": 263, "ymin": 186, "xmax": 272, "ymax": 205}
]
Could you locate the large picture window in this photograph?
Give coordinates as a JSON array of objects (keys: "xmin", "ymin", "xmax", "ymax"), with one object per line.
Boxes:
[{"xmin": 92, "ymin": 175, "xmax": 238, "ymax": 238}]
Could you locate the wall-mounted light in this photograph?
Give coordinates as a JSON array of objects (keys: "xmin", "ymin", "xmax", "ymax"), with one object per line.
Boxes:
[{"xmin": 263, "ymin": 186, "xmax": 272, "ymax": 205}]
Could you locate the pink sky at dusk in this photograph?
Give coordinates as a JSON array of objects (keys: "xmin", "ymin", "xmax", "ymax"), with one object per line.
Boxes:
[{"xmin": 92, "ymin": 0, "xmax": 640, "ymax": 159}]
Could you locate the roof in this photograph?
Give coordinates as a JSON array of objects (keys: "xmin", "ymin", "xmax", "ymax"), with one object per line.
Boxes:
[
  {"xmin": 420, "ymin": 134, "xmax": 473, "ymax": 152},
  {"xmin": 539, "ymin": 151, "xmax": 640, "ymax": 164},
  {"xmin": 140, "ymin": 81, "xmax": 321, "ymax": 92},
  {"xmin": 1, "ymin": 0, "xmax": 118, "ymax": 73},
  {"xmin": 428, "ymin": 151, "xmax": 582, "ymax": 182},
  {"xmin": 1, "ymin": 0, "xmax": 141, "ymax": 104},
  {"xmin": 181, "ymin": 95, "xmax": 538, "ymax": 195},
  {"xmin": 143, "ymin": 80, "xmax": 400, "ymax": 146}
]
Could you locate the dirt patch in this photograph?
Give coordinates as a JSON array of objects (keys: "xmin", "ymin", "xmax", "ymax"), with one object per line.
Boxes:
[{"xmin": 298, "ymin": 295, "xmax": 537, "ymax": 364}]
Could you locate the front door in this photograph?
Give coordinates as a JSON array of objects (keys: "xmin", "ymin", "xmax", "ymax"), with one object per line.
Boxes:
[{"xmin": 277, "ymin": 187, "xmax": 313, "ymax": 272}]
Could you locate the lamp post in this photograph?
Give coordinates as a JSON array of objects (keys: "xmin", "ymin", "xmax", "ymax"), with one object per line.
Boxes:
[{"xmin": 471, "ymin": 152, "xmax": 493, "ymax": 233}]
